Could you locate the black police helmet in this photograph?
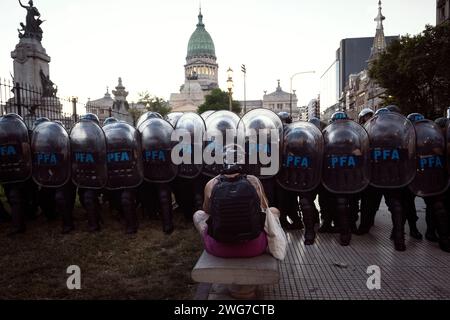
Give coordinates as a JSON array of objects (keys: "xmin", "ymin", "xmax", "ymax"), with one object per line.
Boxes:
[
  {"xmin": 277, "ymin": 112, "xmax": 292, "ymax": 124},
  {"xmin": 407, "ymin": 113, "xmax": 425, "ymax": 123},
  {"xmin": 80, "ymin": 113, "xmax": 100, "ymax": 125},
  {"xmin": 330, "ymin": 111, "xmax": 348, "ymax": 123},
  {"xmin": 103, "ymin": 117, "xmax": 118, "ymax": 126}
]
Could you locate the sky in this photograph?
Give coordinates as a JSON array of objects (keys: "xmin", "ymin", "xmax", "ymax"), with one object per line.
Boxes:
[{"xmin": 0, "ymin": 0, "xmax": 437, "ymax": 109}]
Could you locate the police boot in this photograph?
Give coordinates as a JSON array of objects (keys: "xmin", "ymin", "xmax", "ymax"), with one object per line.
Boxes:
[
  {"xmin": 336, "ymin": 197, "xmax": 351, "ymax": 246},
  {"xmin": 55, "ymin": 189, "xmax": 74, "ymax": 234},
  {"xmin": 356, "ymin": 209, "xmax": 373, "ymax": 235},
  {"xmin": 6, "ymin": 186, "xmax": 26, "ymax": 236},
  {"xmin": 431, "ymin": 198, "xmax": 450, "ymax": 253},
  {"xmin": 159, "ymin": 184, "xmax": 174, "ymax": 234},
  {"xmin": 299, "ymin": 196, "xmax": 316, "ymax": 245},
  {"xmin": 122, "ymin": 190, "xmax": 138, "ymax": 234},
  {"xmin": 82, "ymin": 190, "xmax": 101, "ymax": 232},
  {"xmin": 390, "ymin": 204, "xmax": 406, "ymax": 252},
  {"xmin": 408, "ymin": 222, "xmax": 423, "ymax": 240},
  {"xmin": 425, "ymin": 203, "xmax": 439, "ymax": 242}
]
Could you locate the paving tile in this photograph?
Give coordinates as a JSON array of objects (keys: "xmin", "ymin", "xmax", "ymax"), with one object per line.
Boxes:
[{"xmin": 208, "ymin": 197, "xmax": 450, "ymax": 300}]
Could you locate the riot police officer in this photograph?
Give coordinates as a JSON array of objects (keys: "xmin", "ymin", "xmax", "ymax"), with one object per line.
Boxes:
[
  {"xmin": 238, "ymin": 109, "xmax": 283, "ymax": 211},
  {"xmin": 358, "ymin": 108, "xmax": 374, "ymax": 125},
  {"xmin": 171, "ymin": 113, "xmax": 206, "ymax": 220},
  {"xmin": 139, "ymin": 116, "xmax": 178, "ymax": 234},
  {"xmin": 278, "ymin": 119, "xmax": 324, "ymax": 244},
  {"xmin": 31, "ymin": 119, "xmax": 76, "ymax": 234},
  {"xmin": 71, "ymin": 113, "xmax": 108, "ymax": 232},
  {"xmin": 0, "ymin": 114, "xmax": 33, "ymax": 235},
  {"xmin": 276, "ymin": 112, "xmax": 303, "ymax": 230},
  {"xmin": 357, "ymin": 108, "xmax": 382, "ymax": 235},
  {"xmin": 407, "ymin": 113, "xmax": 450, "ymax": 252},
  {"xmin": 364, "ymin": 109, "xmax": 417, "ymax": 251},
  {"xmin": 322, "ymin": 112, "xmax": 371, "ymax": 246},
  {"xmin": 103, "ymin": 118, "xmax": 143, "ymax": 234}
]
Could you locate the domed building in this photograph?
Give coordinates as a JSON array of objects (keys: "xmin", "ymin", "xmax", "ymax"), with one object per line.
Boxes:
[{"xmin": 169, "ymin": 9, "xmax": 219, "ymax": 112}]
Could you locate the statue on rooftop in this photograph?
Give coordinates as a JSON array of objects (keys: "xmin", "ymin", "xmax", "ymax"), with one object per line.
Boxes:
[{"xmin": 18, "ymin": 0, "xmax": 44, "ymax": 41}]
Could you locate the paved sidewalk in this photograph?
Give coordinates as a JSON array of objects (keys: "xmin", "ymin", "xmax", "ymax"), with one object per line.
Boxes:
[{"xmin": 206, "ymin": 198, "xmax": 450, "ymax": 300}]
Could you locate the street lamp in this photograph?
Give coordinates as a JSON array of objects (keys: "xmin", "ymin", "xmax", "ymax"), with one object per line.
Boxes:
[
  {"xmin": 289, "ymin": 71, "xmax": 315, "ymax": 116},
  {"xmin": 227, "ymin": 67, "xmax": 234, "ymax": 112}
]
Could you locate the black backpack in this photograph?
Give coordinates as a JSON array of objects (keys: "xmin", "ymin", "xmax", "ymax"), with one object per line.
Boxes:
[{"xmin": 207, "ymin": 174, "xmax": 266, "ymax": 243}]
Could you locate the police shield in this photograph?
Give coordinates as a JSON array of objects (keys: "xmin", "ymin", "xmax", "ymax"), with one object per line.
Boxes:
[
  {"xmin": 409, "ymin": 119, "xmax": 449, "ymax": 197},
  {"xmin": 0, "ymin": 114, "xmax": 32, "ymax": 184},
  {"xmin": 70, "ymin": 119, "xmax": 108, "ymax": 189},
  {"xmin": 203, "ymin": 111, "xmax": 240, "ymax": 177},
  {"xmin": 447, "ymin": 122, "xmax": 450, "ymax": 177},
  {"xmin": 140, "ymin": 118, "xmax": 178, "ymax": 183},
  {"xmin": 238, "ymin": 108, "xmax": 283, "ymax": 179},
  {"xmin": 200, "ymin": 110, "xmax": 215, "ymax": 120},
  {"xmin": 31, "ymin": 122, "xmax": 70, "ymax": 188},
  {"xmin": 136, "ymin": 111, "xmax": 163, "ymax": 130},
  {"xmin": 165, "ymin": 112, "xmax": 184, "ymax": 127},
  {"xmin": 104, "ymin": 122, "xmax": 144, "ymax": 190},
  {"xmin": 174, "ymin": 112, "xmax": 206, "ymax": 179},
  {"xmin": 322, "ymin": 120, "xmax": 370, "ymax": 194},
  {"xmin": 365, "ymin": 112, "xmax": 416, "ymax": 188},
  {"xmin": 277, "ymin": 121, "xmax": 324, "ymax": 192}
]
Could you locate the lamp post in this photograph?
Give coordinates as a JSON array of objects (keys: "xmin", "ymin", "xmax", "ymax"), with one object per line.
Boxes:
[
  {"xmin": 241, "ymin": 64, "xmax": 247, "ymax": 114},
  {"xmin": 227, "ymin": 67, "xmax": 234, "ymax": 112},
  {"xmin": 289, "ymin": 70, "xmax": 315, "ymax": 116}
]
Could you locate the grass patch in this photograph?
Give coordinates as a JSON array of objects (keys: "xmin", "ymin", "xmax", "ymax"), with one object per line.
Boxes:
[{"xmin": 0, "ymin": 198, "xmax": 203, "ymax": 300}]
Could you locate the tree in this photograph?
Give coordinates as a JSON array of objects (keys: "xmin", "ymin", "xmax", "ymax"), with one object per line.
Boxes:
[
  {"xmin": 197, "ymin": 88, "xmax": 242, "ymax": 114},
  {"xmin": 128, "ymin": 105, "xmax": 144, "ymax": 127},
  {"xmin": 369, "ymin": 22, "xmax": 450, "ymax": 119},
  {"xmin": 137, "ymin": 91, "xmax": 172, "ymax": 117}
]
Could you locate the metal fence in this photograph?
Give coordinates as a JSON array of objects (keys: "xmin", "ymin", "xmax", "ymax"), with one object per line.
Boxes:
[{"xmin": 0, "ymin": 78, "xmax": 131, "ymax": 129}]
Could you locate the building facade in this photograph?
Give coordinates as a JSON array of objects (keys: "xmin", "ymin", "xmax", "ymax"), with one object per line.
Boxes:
[
  {"xmin": 319, "ymin": 9, "xmax": 397, "ymax": 116},
  {"xmin": 262, "ymin": 80, "xmax": 298, "ymax": 117},
  {"xmin": 86, "ymin": 77, "xmax": 131, "ymax": 124},
  {"xmin": 437, "ymin": 0, "xmax": 450, "ymax": 24},
  {"xmin": 343, "ymin": 1, "xmax": 388, "ymax": 120},
  {"xmin": 169, "ymin": 9, "xmax": 219, "ymax": 112},
  {"xmin": 307, "ymin": 98, "xmax": 320, "ymax": 120}
]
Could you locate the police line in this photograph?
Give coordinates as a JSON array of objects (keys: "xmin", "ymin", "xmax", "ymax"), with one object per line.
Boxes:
[{"xmin": 0, "ymin": 108, "xmax": 449, "ymax": 198}]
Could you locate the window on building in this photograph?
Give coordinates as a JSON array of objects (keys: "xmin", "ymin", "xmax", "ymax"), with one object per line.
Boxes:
[{"xmin": 277, "ymin": 104, "xmax": 283, "ymax": 110}]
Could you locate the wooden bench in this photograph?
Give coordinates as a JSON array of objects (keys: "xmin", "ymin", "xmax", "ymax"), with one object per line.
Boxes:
[{"xmin": 191, "ymin": 251, "xmax": 280, "ymax": 299}]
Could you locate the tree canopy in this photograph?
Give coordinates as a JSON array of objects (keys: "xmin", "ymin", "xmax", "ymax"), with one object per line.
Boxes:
[
  {"xmin": 137, "ymin": 92, "xmax": 172, "ymax": 117},
  {"xmin": 369, "ymin": 22, "xmax": 450, "ymax": 119},
  {"xmin": 197, "ymin": 88, "xmax": 241, "ymax": 114}
]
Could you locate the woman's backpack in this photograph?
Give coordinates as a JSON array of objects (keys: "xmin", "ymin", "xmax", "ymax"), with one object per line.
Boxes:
[{"xmin": 207, "ymin": 174, "xmax": 266, "ymax": 243}]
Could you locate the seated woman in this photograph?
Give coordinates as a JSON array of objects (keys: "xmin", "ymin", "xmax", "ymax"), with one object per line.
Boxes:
[{"xmin": 193, "ymin": 145, "xmax": 284, "ymax": 259}]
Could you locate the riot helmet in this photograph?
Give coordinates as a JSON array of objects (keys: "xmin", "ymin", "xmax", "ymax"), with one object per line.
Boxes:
[
  {"xmin": 277, "ymin": 112, "xmax": 292, "ymax": 124},
  {"xmin": 407, "ymin": 113, "xmax": 425, "ymax": 123},
  {"xmin": 80, "ymin": 113, "xmax": 100, "ymax": 125},
  {"xmin": 308, "ymin": 117, "xmax": 321, "ymax": 129},
  {"xmin": 358, "ymin": 108, "xmax": 374, "ymax": 125},
  {"xmin": 386, "ymin": 105, "xmax": 401, "ymax": 114},
  {"xmin": 136, "ymin": 111, "xmax": 163, "ymax": 129},
  {"xmin": 4, "ymin": 113, "xmax": 24, "ymax": 122},
  {"xmin": 375, "ymin": 108, "xmax": 389, "ymax": 115},
  {"xmin": 32, "ymin": 117, "xmax": 50, "ymax": 130},
  {"xmin": 330, "ymin": 111, "xmax": 348, "ymax": 123},
  {"xmin": 103, "ymin": 117, "xmax": 118, "ymax": 126},
  {"xmin": 53, "ymin": 120, "xmax": 65, "ymax": 129}
]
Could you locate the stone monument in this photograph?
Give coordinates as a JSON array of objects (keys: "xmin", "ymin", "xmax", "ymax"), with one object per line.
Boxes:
[{"xmin": 9, "ymin": 0, "xmax": 61, "ymax": 118}]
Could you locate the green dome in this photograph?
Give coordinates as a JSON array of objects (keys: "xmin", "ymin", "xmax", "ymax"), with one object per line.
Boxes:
[{"xmin": 187, "ymin": 11, "xmax": 216, "ymax": 58}]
